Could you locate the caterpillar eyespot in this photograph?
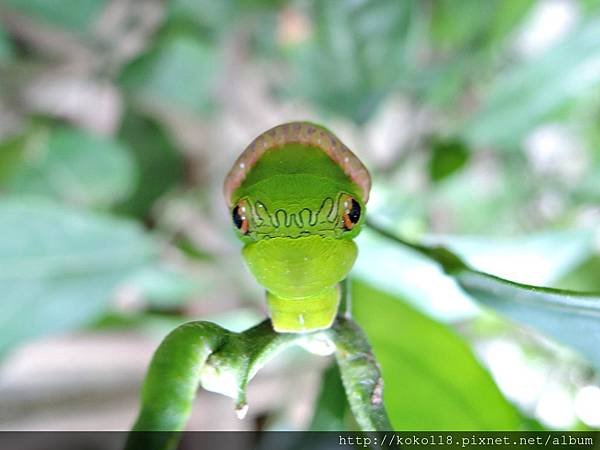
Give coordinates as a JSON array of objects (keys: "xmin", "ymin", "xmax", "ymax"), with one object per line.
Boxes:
[
  {"xmin": 341, "ymin": 195, "xmax": 361, "ymax": 230},
  {"xmin": 232, "ymin": 200, "xmax": 250, "ymax": 234}
]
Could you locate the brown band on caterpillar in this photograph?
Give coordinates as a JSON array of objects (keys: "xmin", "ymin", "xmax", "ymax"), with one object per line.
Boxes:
[{"xmin": 223, "ymin": 122, "xmax": 372, "ymax": 207}]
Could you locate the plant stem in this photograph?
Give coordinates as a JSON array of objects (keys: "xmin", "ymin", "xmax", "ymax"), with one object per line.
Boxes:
[
  {"xmin": 125, "ymin": 321, "xmax": 227, "ymax": 450},
  {"xmin": 126, "ymin": 315, "xmax": 392, "ymax": 450},
  {"xmin": 328, "ymin": 317, "xmax": 393, "ymax": 431},
  {"xmin": 366, "ymin": 219, "xmax": 468, "ymax": 274}
]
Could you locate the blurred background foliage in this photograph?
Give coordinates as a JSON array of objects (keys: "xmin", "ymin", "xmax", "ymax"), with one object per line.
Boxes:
[{"xmin": 0, "ymin": 0, "xmax": 599, "ymax": 432}]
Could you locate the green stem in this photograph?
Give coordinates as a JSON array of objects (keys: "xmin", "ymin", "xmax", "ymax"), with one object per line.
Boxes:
[
  {"xmin": 126, "ymin": 316, "xmax": 392, "ymax": 450},
  {"xmin": 132, "ymin": 321, "xmax": 226, "ymax": 430},
  {"xmin": 200, "ymin": 319, "xmax": 304, "ymax": 411},
  {"xmin": 328, "ymin": 317, "xmax": 393, "ymax": 431},
  {"xmin": 125, "ymin": 321, "xmax": 227, "ymax": 450},
  {"xmin": 125, "ymin": 320, "xmax": 305, "ymax": 450},
  {"xmin": 367, "ymin": 219, "xmax": 600, "ymax": 302},
  {"xmin": 366, "ymin": 219, "xmax": 468, "ymax": 274}
]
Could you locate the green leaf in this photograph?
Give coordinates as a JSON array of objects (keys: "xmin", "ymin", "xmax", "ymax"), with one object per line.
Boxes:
[
  {"xmin": 4, "ymin": 0, "xmax": 107, "ymax": 32},
  {"xmin": 286, "ymin": 0, "xmax": 421, "ymax": 123},
  {"xmin": 119, "ymin": 31, "xmax": 219, "ymax": 114},
  {"xmin": 454, "ymin": 270, "xmax": 600, "ymax": 370},
  {"xmin": 0, "ymin": 198, "xmax": 157, "ymax": 356},
  {"xmin": 117, "ymin": 111, "xmax": 184, "ymax": 218},
  {"xmin": 1, "ymin": 125, "xmax": 137, "ymax": 208},
  {"xmin": 464, "ymin": 17, "xmax": 600, "ymax": 147},
  {"xmin": 427, "ymin": 138, "xmax": 470, "ymax": 182},
  {"xmin": 352, "ymin": 280, "xmax": 521, "ymax": 430}
]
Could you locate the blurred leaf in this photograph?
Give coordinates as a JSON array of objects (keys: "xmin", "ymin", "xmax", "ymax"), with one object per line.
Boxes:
[
  {"xmin": 485, "ymin": 0, "xmax": 535, "ymax": 51},
  {"xmin": 464, "ymin": 17, "xmax": 600, "ymax": 146},
  {"xmin": 352, "ymin": 280, "xmax": 520, "ymax": 429},
  {"xmin": 414, "ymin": 0, "xmax": 532, "ymax": 108},
  {"xmin": 247, "ymin": 9, "xmax": 280, "ymax": 58},
  {"xmin": 427, "ymin": 138, "xmax": 470, "ymax": 182},
  {"xmin": 582, "ymin": 0, "xmax": 600, "ymax": 14},
  {"xmin": 430, "ymin": 0, "xmax": 534, "ymax": 53},
  {"xmin": 4, "ymin": 0, "xmax": 107, "ymax": 32},
  {"xmin": 0, "ymin": 134, "xmax": 23, "ymax": 182},
  {"xmin": 168, "ymin": 0, "xmax": 283, "ymax": 40},
  {"xmin": 308, "ymin": 363, "xmax": 349, "ymax": 431},
  {"xmin": 117, "ymin": 111, "xmax": 184, "ymax": 217},
  {"xmin": 286, "ymin": 0, "xmax": 421, "ymax": 123},
  {"xmin": 119, "ymin": 31, "xmax": 218, "ymax": 114},
  {"xmin": 374, "ymin": 143, "xmax": 532, "ymax": 236},
  {"xmin": 413, "ymin": 56, "xmax": 471, "ymax": 107},
  {"xmin": 430, "ymin": 0, "xmax": 489, "ymax": 50},
  {"xmin": 427, "ymin": 155, "xmax": 533, "ymax": 235},
  {"xmin": 0, "ymin": 23, "xmax": 14, "ymax": 62},
  {"xmin": 126, "ymin": 265, "xmax": 199, "ymax": 310},
  {"xmin": 0, "ymin": 198, "xmax": 157, "ymax": 356},
  {"xmin": 175, "ymin": 235, "xmax": 213, "ymax": 261},
  {"xmin": 368, "ymin": 223, "xmax": 600, "ymax": 371},
  {"xmin": 0, "ymin": 125, "xmax": 136, "ymax": 208},
  {"xmin": 576, "ymin": 164, "xmax": 600, "ymax": 203},
  {"xmin": 168, "ymin": 0, "xmax": 239, "ymax": 34}
]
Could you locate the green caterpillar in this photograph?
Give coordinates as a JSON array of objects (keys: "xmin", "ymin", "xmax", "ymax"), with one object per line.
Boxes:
[{"xmin": 224, "ymin": 122, "xmax": 371, "ymax": 332}]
